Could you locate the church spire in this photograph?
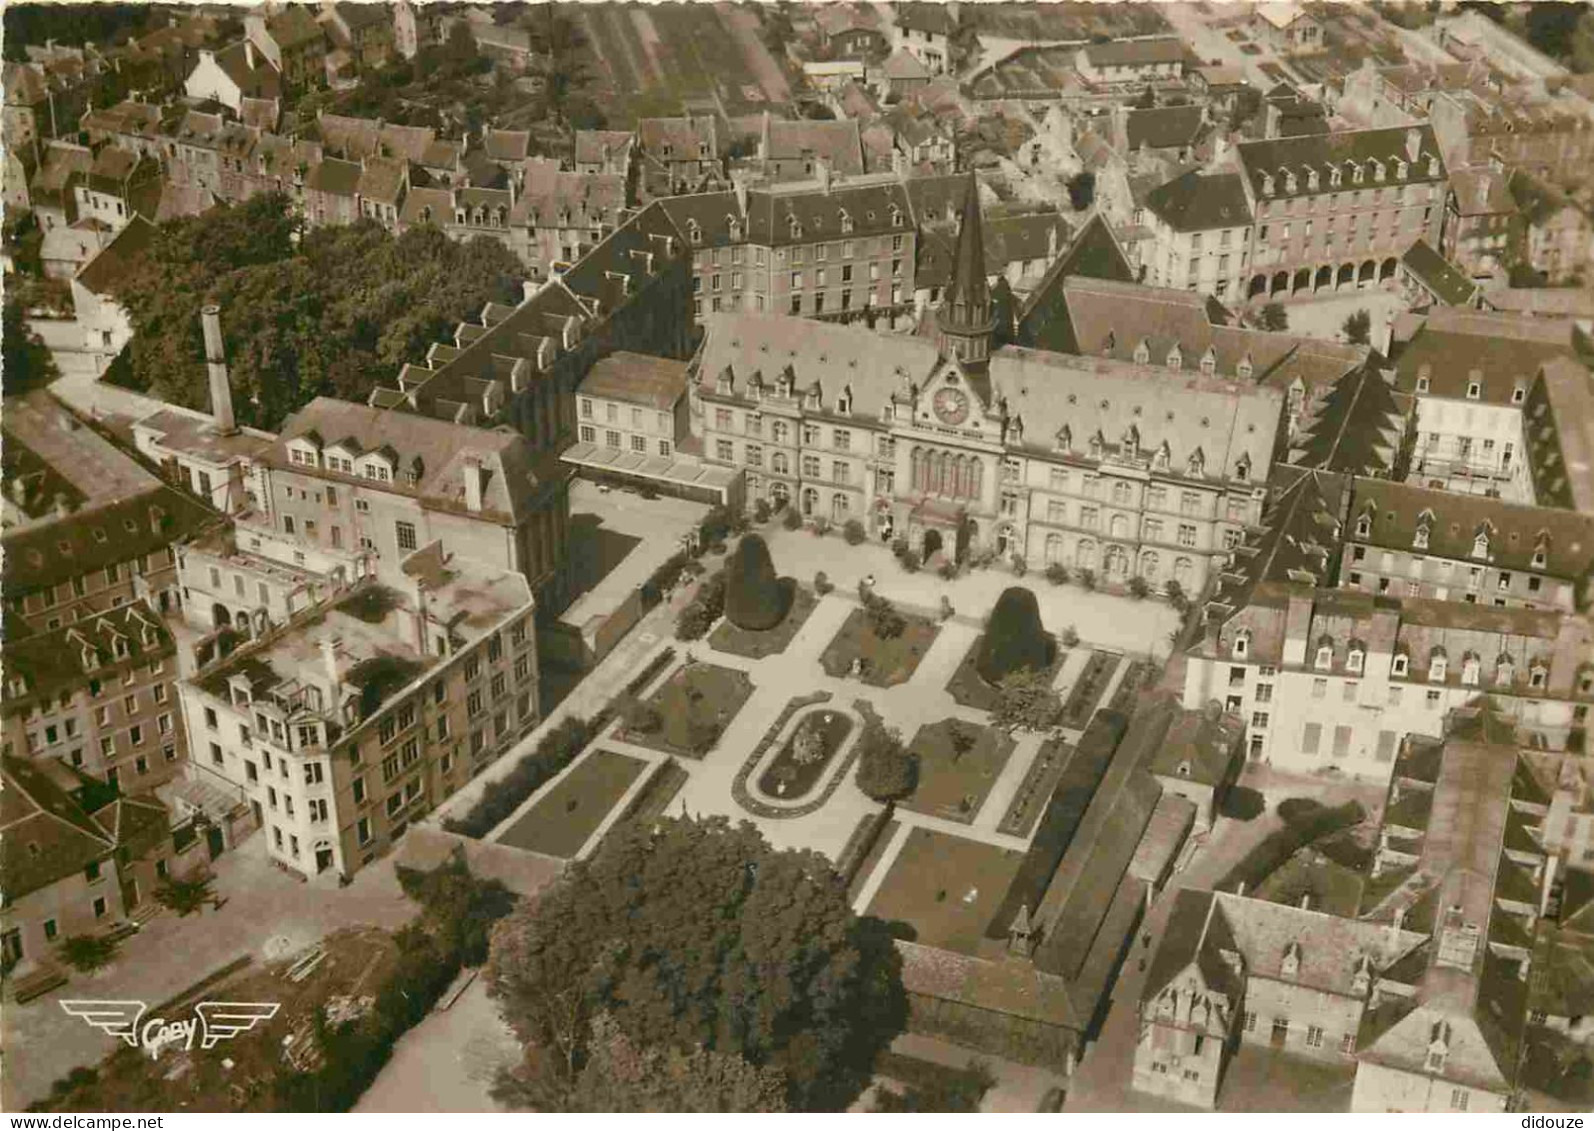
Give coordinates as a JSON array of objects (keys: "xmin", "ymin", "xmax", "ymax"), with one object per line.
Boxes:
[{"xmin": 936, "ymin": 174, "xmax": 995, "ymax": 370}]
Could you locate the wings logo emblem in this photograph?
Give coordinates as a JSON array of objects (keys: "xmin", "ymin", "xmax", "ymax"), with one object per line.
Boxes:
[
  {"xmin": 58, "ymin": 1001, "xmax": 148, "ymax": 1048},
  {"xmin": 61, "ymin": 999, "xmax": 280, "ymax": 1055},
  {"xmin": 193, "ymin": 1001, "xmax": 280, "ymax": 1048}
]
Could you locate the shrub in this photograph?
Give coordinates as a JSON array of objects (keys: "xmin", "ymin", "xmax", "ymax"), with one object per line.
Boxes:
[
  {"xmin": 641, "ymin": 550, "xmax": 691, "ymax": 607},
  {"xmin": 938, "ymin": 560, "xmax": 957, "ymax": 580},
  {"xmin": 814, "ymin": 570, "xmax": 834, "ymax": 595},
  {"xmin": 1277, "ymin": 797, "xmax": 1325, "ymax": 825},
  {"xmin": 856, "ymin": 723, "xmax": 916, "ymax": 802},
  {"xmin": 891, "ymin": 536, "xmax": 910, "ymax": 559},
  {"xmin": 1061, "ymin": 624, "xmax": 1080, "ymax": 648},
  {"xmin": 1127, "ymin": 576, "xmax": 1150, "ymax": 599},
  {"xmin": 810, "ymin": 516, "xmax": 830, "ymax": 537},
  {"xmin": 991, "ymin": 668, "xmax": 1060, "ymax": 732},
  {"xmin": 976, "ymin": 587, "xmax": 1053, "ymax": 683},
  {"xmin": 753, "ymin": 499, "xmax": 772, "ymax": 524},
  {"xmin": 621, "ymin": 697, "xmax": 662, "ymax": 735},
  {"xmin": 58, "ymin": 934, "xmax": 119, "ymax": 973},
  {"xmin": 676, "ymin": 599, "xmax": 716, "ymax": 641},
  {"xmin": 1164, "ymin": 579, "xmax": 1189, "ymax": 612},
  {"xmin": 898, "ymin": 548, "xmax": 921, "ymax": 573},
  {"xmin": 782, "ymin": 507, "xmax": 803, "ymax": 531},
  {"xmin": 701, "ymin": 506, "xmax": 733, "ymax": 545},
  {"xmin": 1011, "ymin": 556, "xmax": 1027, "ymax": 578},
  {"xmin": 1045, "ymin": 562, "xmax": 1069, "ymax": 586},
  {"xmin": 639, "ymin": 485, "xmax": 659, "ymax": 501},
  {"xmin": 1219, "ymin": 785, "xmax": 1265, "ymax": 821},
  {"xmin": 154, "ymin": 874, "xmax": 215, "ymax": 916},
  {"xmin": 864, "ymin": 592, "xmax": 906, "ymax": 640},
  {"xmin": 1079, "ymin": 568, "xmax": 1097, "ymax": 591},
  {"xmin": 843, "ymin": 518, "xmax": 867, "ymax": 545},
  {"xmin": 724, "ymin": 534, "xmax": 789, "ymax": 631}
]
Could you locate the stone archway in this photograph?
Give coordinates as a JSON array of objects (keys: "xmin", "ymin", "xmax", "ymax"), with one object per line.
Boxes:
[
  {"xmin": 1248, "ymin": 274, "xmax": 1268, "ymax": 300},
  {"xmin": 1271, "ymin": 271, "xmax": 1290, "ymax": 296},
  {"xmin": 1292, "ymin": 267, "xmax": 1312, "ymax": 294},
  {"xmin": 1337, "ymin": 263, "xmax": 1355, "ymax": 290},
  {"xmin": 211, "ymin": 603, "xmax": 230, "ymax": 630},
  {"xmin": 1315, "ymin": 265, "xmax": 1333, "ymax": 292},
  {"xmin": 1379, "ymin": 256, "xmax": 1398, "ymax": 283},
  {"xmin": 923, "ymin": 528, "xmax": 944, "ymax": 560},
  {"xmin": 1358, "ymin": 259, "xmax": 1376, "ymax": 288}
]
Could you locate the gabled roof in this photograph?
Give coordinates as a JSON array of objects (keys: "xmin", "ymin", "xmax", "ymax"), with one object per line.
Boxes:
[
  {"xmin": 881, "ymin": 48, "xmax": 931, "ymax": 81},
  {"xmin": 1083, "ymin": 38, "xmax": 1186, "ymax": 68},
  {"xmin": 1288, "ymin": 365, "xmax": 1411, "ymax": 477},
  {"xmin": 304, "ymin": 157, "xmax": 362, "ymax": 197},
  {"xmin": 1390, "ymin": 308, "xmax": 1575, "ymax": 404},
  {"xmin": 482, "ymin": 128, "xmax": 530, "ymax": 163},
  {"xmin": 1401, "ymin": 239, "xmax": 1480, "ymax": 308},
  {"xmin": 1126, "ymin": 105, "xmax": 1206, "ymax": 152},
  {"xmin": 578, "ymin": 352, "xmax": 689, "ymax": 410},
  {"xmin": 73, "ymin": 213, "xmax": 157, "ymax": 296},
  {"xmin": 211, "ymin": 40, "xmax": 282, "ymax": 101},
  {"xmin": 0, "ymin": 754, "xmax": 115, "ymax": 901},
  {"xmin": 264, "ymin": 4, "xmax": 325, "ymax": 51},
  {"xmin": 1205, "ymin": 470, "xmax": 1348, "ymax": 623},
  {"xmin": 573, "ymin": 129, "xmax": 634, "ymax": 167},
  {"xmin": 1144, "ymin": 170, "xmax": 1252, "ymax": 233},
  {"xmin": 2, "ymin": 601, "xmax": 175, "ymax": 707},
  {"xmin": 1451, "ymin": 166, "xmax": 1518, "ymax": 217},
  {"xmin": 1236, "ymin": 125, "xmax": 1445, "ymax": 202}
]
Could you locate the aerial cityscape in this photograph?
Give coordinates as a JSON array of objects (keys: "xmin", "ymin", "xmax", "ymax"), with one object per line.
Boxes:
[{"xmin": 3, "ymin": 0, "xmax": 1594, "ymax": 1116}]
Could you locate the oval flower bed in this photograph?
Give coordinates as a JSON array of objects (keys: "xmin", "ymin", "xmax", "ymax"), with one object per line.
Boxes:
[{"xmin": 757, "ymin": 707, "xmax": 854, "ymax": 800}]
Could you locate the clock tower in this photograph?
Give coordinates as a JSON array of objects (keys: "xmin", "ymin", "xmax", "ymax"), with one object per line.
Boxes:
[{"xmin": 935, "ymin": 174, "xmax": 996, "ymax": 374}]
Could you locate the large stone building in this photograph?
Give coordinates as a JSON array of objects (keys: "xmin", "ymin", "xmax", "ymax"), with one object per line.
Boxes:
[
  {"xmin": 1185, "ymin": 472, "xmax": 1594, "ymax": 778},
  {"xmin": 1236, "ymin": 126, "xmax": 1449, "ymax": 302},
  {"xmin": 692, "ymin": 184, "xmax": 1285, "ymax": 595}
]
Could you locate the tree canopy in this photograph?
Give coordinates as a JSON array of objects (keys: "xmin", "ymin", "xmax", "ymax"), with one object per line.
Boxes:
[
  {"xmin": 485, "ymin": 815, "xmax": 905, "ymax": 1111},
  {"xmin": 3, "ymin": 299, "xmax": 60, "ymax": 396},
  {"xmin": 1342, "ymin": 308, "xmax": 1371, "ymax": 346},
  {"xmin": 106, "ymin": 194, "xmax": 524, "ymax": 430},
  {"xmin": 975, "ymin": 587, "xmax": 1053, "ymax": 684},
  {"xmin": 723, "ymin": 534, "xmax": 789, "ymax": 630}
]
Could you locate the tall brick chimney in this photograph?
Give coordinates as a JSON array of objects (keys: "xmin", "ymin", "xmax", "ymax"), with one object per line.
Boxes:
[{"xmin": 201, "ymin": 304, "xmax": 237, "ymax": 436}]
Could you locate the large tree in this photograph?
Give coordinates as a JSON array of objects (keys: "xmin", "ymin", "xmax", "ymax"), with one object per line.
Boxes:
[
  {"xmin": 2, "ymin": 298, "xmax": 60, "ymax": 395},
  {"xmin": 485, "ymin": 815, "xmax": 905, "ymax": 1111},
  {"xmin": 975, "ymin": 587, "xmax": 1053, "ymax": 684},
  {"xmin": 723, "ymin": 533, "xmax": 789, "ymax": 630},
  {"xmin": 107, "ymin": 194, "xmax": 523, "ymax": 430}
]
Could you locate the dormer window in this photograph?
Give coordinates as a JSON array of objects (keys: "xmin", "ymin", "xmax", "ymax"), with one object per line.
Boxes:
[
  {"xmin": 1200, "ymin": 348, "xmax": 1217, "ymax": 376},
  {"xmin": 1416, "ymin": 364, "xmax": 1431, "ymax": 393},
  {"xmin": 1009, "ymin": 419, "xmax": 1024, "ymax": 444},
  {"xmin": 1133, "ymin": 339, "xmax": 1151, "ymax": 364},
  {"xmin": 1307, "ymin": 169, "xmax": 1319, "ymax": 190},
  {"xmin": 1531, "ymin": 539, "xmax": 1548, "ymax": 569},
  {"xmin": 1089, "ymin": 433, "xmax": 1104, "ymax": 459},
  {"xmin": 1055, "ymin": 425, "xmax": 1072, "ymax": 452},
  {"xmin": 1187, "ymin": 449, "xmax": 1205, "ymax": 477},
  {"xmin": 1348, "ymin": 647, "xmax": 1365, "ymax": 674},
  {"xmin": 1236, "ymin": 355, "xmax": 1254, "ymax": 380},
  {"xmin": 840, "ymin": 210, "xmax": 853, "ymax": 234},
  {"xmin": 1461, "ymin": 654, "xmax": 1481, "ymax": 686},
  {"xmin": 1234, "ymin": 453, "xmax": 1251, "ymax": 482},
  {"xmin": 1530, "ymin": 663, "xmax": 1548, "ymax": 690},
  {"xmin": 1429, "ymin": 651, "xmax": 1448, "ymax": 681},
  {"xmin": 1428, "ymin": 156, "xmax": 1440, "ymax": 176},
  {"xmin": 1512, "ymin": 381, "xmax": 1527, "ymax": 405},
  {"xmin": 1392, "ymin": 652, "xmax": 1410, "ymax": 677},
  {"xmin": 1413, "ymin": 523, "xmax": 1430, "ymax": 550},
  {"xmin": 1284, "ymin": 172, "xmax": 1298, "ymax": 193},
  {"xmin": 1330, "ymin": 167, "xmax": 1342, "ymax": 188},
  {"xmin": 1373, "ymin": 159, "xmax": 1386, "ymax": 182},
  {"xmin": 1466, "ymin": 379, "xmax": 1482, "ymax": 400},
  {"xmin": 1353, "ymin": 163, "xmax": 1365, "ymax": 184},
  {"xmin": 1496, "ymin": 654, "xmax": 1515, "ymax": 686},
  {"xmin": 1281, "ymin": 942, "xmax": 1301, "ymax": 978},
  {"xmin": 1395, "ymin": 158, "xmax": 1408, "ymax": 180},
  {"xmin": 1472, "ymin": 530, "xmax": 1490, "ymax": 559},
  {"xmin": 1166, "ymin": 346, "xmax": 1182, "ymax": 370},
  {"xmin": 1315, "ymin": 642, "xmax": 1333, "ymax": 671},
  {"xmin": 890, "ymin": 206, "xmax": 903, "ymax": 228},
  {"xmin": 687, "ymin": 220, "xmax": 702, "ymax": 245},
  {"xmin": 1355, "ymin": 513, "xmax": 1372, "ymax": 538}
]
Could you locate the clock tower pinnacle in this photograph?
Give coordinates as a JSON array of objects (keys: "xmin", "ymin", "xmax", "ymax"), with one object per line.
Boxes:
[{"xmin": 935, "ymin": 173, "xmax": 996, "ymax": 373}]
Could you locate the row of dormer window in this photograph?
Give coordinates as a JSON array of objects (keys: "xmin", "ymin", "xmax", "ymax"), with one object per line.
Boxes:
[{"xmin": 1259, "ymin": 154, "xmax": 1439, "ymax": 196}]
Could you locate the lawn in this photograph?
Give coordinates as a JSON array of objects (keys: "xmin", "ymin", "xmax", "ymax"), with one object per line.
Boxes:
[
  {"xmin": 819, "ymin": 605, "xmax": 940, "ymax": 687},
  {"xmin": 708, "ymin": 585, "xmax": 818, "ymax": 659},
  {"xmin": 496, "ymin": 749, "xmax": 648, "ymax": 858},
  {"xmin": 866, "ymin": 827, "xmax": 1025, "ymax": 956},
  {"xmin": 1255, "ymin": 849, "xmax": 1365, "ymax": 918},
  {"xmin": 756, "ymin": 706, "xmax": 854, "ymax": 799},
  {"xmin": 946, "ymin": 634, "xmax": 1062, "ymax": 711},
  {"xmin": 624, "ymin": 662, "xmax": 754, "ymax": 759},
  {"xmin": 902, "ymin": 718, "xmax": 1017, "ymax": 825},
  {"xmin": 997, "ymin": 737, "xmax": 1073, "ymax": 838}
]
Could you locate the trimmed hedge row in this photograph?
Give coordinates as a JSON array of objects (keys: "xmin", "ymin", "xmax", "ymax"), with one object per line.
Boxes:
[
  {"xmin": 1216, "ymin": 799, "xmax": 1367, "ymax": 896},
  {"xmin": 444, "ymin": 648, "xmax": 678, "ymax": 839}
]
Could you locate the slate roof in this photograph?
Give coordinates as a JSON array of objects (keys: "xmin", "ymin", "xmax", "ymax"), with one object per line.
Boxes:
[
  {"xmin": 212, "ymin": 40, "xmax": 282, "ymax": 101},
  {"xmin": 882, "ymin": 48, "xmax": 932, "ymax": 81},
  {"xmin": 1533, "ymin": 355, "xmax": 1594, "ymax": 514},
  {"xmin": 895, "ymin": 3, "xmax": 957, "ymax": 38},
  {"xmin": 0, "ymin": 755, "xmax": 115, "ymax": 902},
  {"xmin": 73, "ymin": 213, "xmax": 157, "ymax": 296},
  {"xmin": 1236, "ymin": 125, "xmax": 1446, "ymax": 202},
  {"xmin": 761, "ymin": 116, "xmax": 865, "ymax": 175},
  {"xmin": 1126, "ymin": 105, "xmax": 1206, "ymax": 152},
  {"xmin": 356, "ymin": 155, "xmax": 407, "ymax": 206},
  {"xmin": 304, "ymin": 157, "xmax": 362, "ymax": 197},
  {"xmin": 397, "ymin": 186, "xmax": 452, "ymax": 227},
  {"xmin": 1400, "ymin": 239, "xmax": 1480, "ymax": 308},
  {"xmin": 2, "ymin": 600, "xmax": 174, "ymax": 708},
  {"xmin": 514, "ymin": 160, "xmax": 626, "ymax": 228},
  {"xmin": 1390, "ymin": 308, "xmax": 1576, "ymax": 404},
  {"xmin": 264, "ymin": 5, "xmax": 325, "ymax": 51},
  {"xmin": 578, "ymin": 352, "xmax": 689, "ymax": 410},
  {"xmin": 1083, "ymin": 38, "xmax": 1186, "ymax": 68},
  {"xmin": 2, "ymin": 485, "xmax": 215, "ymax": 599},
  {"xmin": 1205, "ymin": 470, "xmax": 1348, "ymax": 623},
  {"xmin": 31, "ymin": 142, "xmax": 92, "ymax": 198},
  {"xmin": 638, "ymin": 115, "xmax": 721, "ymax": 161},
  {"xmin": 1451, "ymin": 166, "xmax": 1519, "ymax": 217},
  {"xmin": 483, "ymin": 128, "xmax": 530, "ymax": 163},
  {"xmin": 272, "ymin": 397, "xmax": 544, "ymax": 524},
  {"xmin": 1144, "ymin": 170, "xmax": 1252, "ymax": 233},
  {"xmin": 1222, "ymin": 893, "xmax": 1427, "ymax": 994},
  {"xmin": 1347, "ymin": 477, "xmax": 1594, "ymax": 581},
  {"xmin": 917, "ymin": 211, "xmax": 1069, "ymax": 288},
  {"xmin": 317, "ymin": 113, "xmax": 436, "ymax": 163},
  {"xmin": 1150, "ymin": 699, "xmax": 1245, "ymax": 787},
  {"xmin": 659, "ymin": 178, "xmax": 916, "ymax": 252},
  {"xmin": 1287, "ymin": 365, "xmax": 1412, "ymax": 477},
  {"xmin": 573, "ymin": 129, "xmax": 634, "ymax": 167}
]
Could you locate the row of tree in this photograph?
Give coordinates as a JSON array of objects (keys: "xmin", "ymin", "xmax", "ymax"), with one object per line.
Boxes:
[{"xmin": 106, "ymin": 194, "xmax": 525, "ymax": 431}]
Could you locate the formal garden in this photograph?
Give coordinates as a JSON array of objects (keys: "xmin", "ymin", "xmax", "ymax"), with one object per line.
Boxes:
[
  {"xmin": 496, "ymin": 749, "xmax": 648, "ymax": 858},
  {"xmin": 865, "ymin": 827, "xmax": 1026, "ymax": 955},
  {"xmin": 901, "ymin": 719, "xmax": 1017, "ymax": 825},
  {"xmin": 818, "ymin": 591, "xmax": 940, "ymax": 687},
  {"xmin": 755, "ymin": 705, "xmax": 856, "ymax": 800},
  {"xmin": 620, "ymin": 661, "xmax": 755, "ymax": 759}
]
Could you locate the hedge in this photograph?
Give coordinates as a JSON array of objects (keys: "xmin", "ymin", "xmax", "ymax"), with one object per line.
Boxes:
[
  {"xmin": 1216, "ymin": 800, "xmax": 1366, "ymax": 896},
  {"xmin": 975, "ymin": 588, "xmax": 1053, "ymax": 684}
]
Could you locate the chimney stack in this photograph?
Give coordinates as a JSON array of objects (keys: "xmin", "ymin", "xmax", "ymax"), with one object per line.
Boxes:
[
  {"xmin": 1405, "ymin": 126, "xmax": 1421, "ymax": 163},
  {"xmin": 462, "ymin": 454, "xmax": 484, "ymax": 512},
  {"xmin": 245, "ymin": 38, "xmax": 256, "ymax": 70},
  {"xmin": 320, "ymin": 636, "xmax": 343, "ymax": 690},
  {"xmin": 201, "ymin": 304, "xmax": 237, "ymax": 435},
  {"xmin": 1264, "ymin": 100, "xmax": 1282, "ymax": 139}
]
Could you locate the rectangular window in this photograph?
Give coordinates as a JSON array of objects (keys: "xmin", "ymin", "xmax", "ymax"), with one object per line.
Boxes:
[
  {"xmin": 1301, "ymin": 723, "xmax": 1322, "ymax": 755},
  {"xmin": 395, "ymin": 520, "xmax": 417, "ymax": 552}
]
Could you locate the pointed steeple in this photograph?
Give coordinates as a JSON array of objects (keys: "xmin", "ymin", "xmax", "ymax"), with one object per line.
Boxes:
[{"xmin": 936, "ymin": 174, "xmax": 996, "ymax": 371}]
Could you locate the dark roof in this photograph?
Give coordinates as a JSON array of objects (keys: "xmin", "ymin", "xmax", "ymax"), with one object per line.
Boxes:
[
  {"xmin": 1236, "ymin": 125, "xmax": 1445, "ymax": 202},
  {"xmin": 1400, "ymin": 239, "xmax": 1480, "ymax": 307},
  {"xmin": 305, "ymin": 157, "xmax": 362, "ymax": 197},
  {"xmin": 1014, "ymin": 214, "xmax": 1136, "ymax": 344},
  {"xmin": 939, "ymin": 174, "xmax": 991, "ymax": 331},
  {"xmin": 0, "ymin": 754, "xmax": 115, "ymax": 901},
  {"xmin": 895, "ymin": 3, "xmax": 957, "ymax": 37},
  {"xmin": 1347, "ymin": 477, "xmax": 1594, "ymax": 580},
  {"xmin": 265, "ymin": 5, "xmax": 325, "ymax": 50},
  {"xmin": 1083, "ymin": 38, "xmax": 1186, "ymax": 68},
  {"xmin": 659, "ymin": 179, "xmax": 916, "ymax": 251},
  {"xmin": 72, "ymin": 215, "xmax": 156, "ymax": 296},
  {"xmin": 1206, "ymin": 470, "xmax": 1347, "ymax": 622},
  {"xmin": 1390, "ymin": 308, "xmax": 1575, "ymax": 403},
  {"xmin": 1126, "ymin": 105, "xmax": 1206, "ymax": 152},
  {"xmin": 1144, "ymin": 170, "xmax": 1252, "ymax": 233},
  {"xmin": 335, "ymin": 1, "xmax": 390, "ymax": 31},
  {"xmin": 1150, "ymin": 698, "xmax": 1245, "ymax": 786},
  {"xmin": 2, "ymin": 601, "xmax": 175, "ymax": 708},
  {"xmin": 1, "ymin": 485, "xmax": 216, "ymax": 598},
  {"xmin": 578, "ymin": 352, "xmax": 689, "ymax": 410},
  {"xmin": 213, "ymin": 40, "xmax": 282, "ymax": 101},
  {"xmin": 1288, "ymin": 366, "xmax": 1412, "ymax": 476}
]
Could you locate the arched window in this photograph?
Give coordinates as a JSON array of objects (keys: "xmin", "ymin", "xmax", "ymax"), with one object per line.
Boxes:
[
  {"xmin": 1076, "ymin": 539, "xmax": 1098, "ymax": 571},
  {"xmin": 1173, "ymin": 557, "xmax": 1192, "ymax": 586},
  {"xmin": 1112, "ymin": 481, "xmax": 1132, "ymax": 505},
  {"xmin": 1109, "ymin": 514, "xmax": 1129, "ymax": 539},
  {"xmin": 1104, "ymin": 545, "xmax": 1129, "ymax": 578},
  {"xmin": 1045, "ymin": 533, "xmax": 1063, "ymax": 564},
  {"xmin": 771, "ymin": 452, "xmax": 789, "ymax": 475}
]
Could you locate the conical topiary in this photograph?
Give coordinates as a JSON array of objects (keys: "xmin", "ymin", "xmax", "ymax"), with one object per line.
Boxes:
[
  {"xmin": 975, "ymin": 586, "xmax": 1053, "ymax": 683},
  {"xmin": 724, "ymin": 533, "xmax": 789, "ymax": 630}
]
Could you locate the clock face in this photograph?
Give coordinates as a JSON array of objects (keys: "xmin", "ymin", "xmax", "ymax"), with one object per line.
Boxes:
[{"xmin": 933, "ymin": 387, "xmax": 969, "ymax": 425}]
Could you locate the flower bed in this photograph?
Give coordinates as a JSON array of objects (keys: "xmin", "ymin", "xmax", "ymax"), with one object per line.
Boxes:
[
  {"xmin": 756, "ymin": 707, "xmax": 854, "ymax": 799},
  {"xmin": 818, "ymin": 605, "xmax": 940, "ymax": 688}
]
